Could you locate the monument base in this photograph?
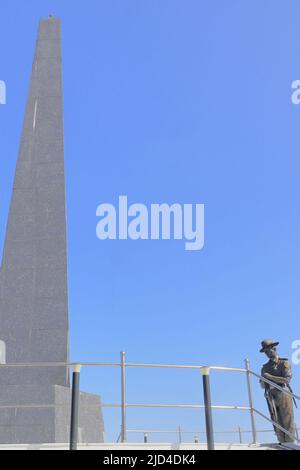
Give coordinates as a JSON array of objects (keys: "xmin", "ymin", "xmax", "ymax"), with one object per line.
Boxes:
[{"xmin": 0, "ymin": 384, "xmax": 104, "ymax": 444}]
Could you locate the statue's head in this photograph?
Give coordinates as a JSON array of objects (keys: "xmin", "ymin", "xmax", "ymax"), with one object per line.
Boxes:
[{"xmin": 260, "ymin": 339, "xmax": 279, "ymax": 359}]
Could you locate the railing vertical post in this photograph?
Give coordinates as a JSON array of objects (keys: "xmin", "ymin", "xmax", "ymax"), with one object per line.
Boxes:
[
  {"xmin": 69, "ymin": 364, "xmax": 81, "ymax": 451},
  {"xmin": 201, "ymin": 367, "xmax": 215, "ymax": 450},
  {"xmin": 144, "ymin": 433, "xmax": 148, "ymax": 443},
  {"xmin": 120, "ymin": 351, "xmax": 127, "ymax": 443},
  {"xmin": 244, "ymin": 358, "xmax": 257, "ymax": 444},
  {"xmin": 238, "ymin": 426, "xmax": 243, "ymax": 444},
  {"xmin": 178, "ymin": 425, "xmax": 182, "ymax": 444}
]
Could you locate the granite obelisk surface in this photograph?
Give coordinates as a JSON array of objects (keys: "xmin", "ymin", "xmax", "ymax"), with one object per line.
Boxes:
[{"xmin": 0, "ymin": 17, "xmax": 104, "ymax": 444}]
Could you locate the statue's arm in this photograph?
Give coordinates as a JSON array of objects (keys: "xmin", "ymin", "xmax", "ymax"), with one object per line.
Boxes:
[
  {"xmin": 260, "ymin": 367, "xmax": 266, "ymax": 388},
  {"xmin": 263, "ymin": 361, "xmax": 292, "ymax": 385},
  {"xmin": 263, "ymin": 373, "xmax": 290, "ymax": 384}
]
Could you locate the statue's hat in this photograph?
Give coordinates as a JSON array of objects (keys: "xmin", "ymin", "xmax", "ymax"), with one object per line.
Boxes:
[{"xmin": 260, "ymin": 339, "xmax": 279, "ymax": 353}]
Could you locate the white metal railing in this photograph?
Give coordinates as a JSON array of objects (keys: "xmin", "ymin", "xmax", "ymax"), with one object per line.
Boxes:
[
  {"xmin": 0, "ymin": 354, "xmax": 299, "ymax": 450},
  {"xmin": 125, "ymin": 427, "xmax": 300, "ymax": 444}
]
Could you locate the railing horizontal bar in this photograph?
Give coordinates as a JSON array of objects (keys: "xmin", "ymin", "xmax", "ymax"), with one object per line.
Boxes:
[
  {"xmin": 126, "ymin": 404, "xmax": 204, "ymax": 409},
  {"xmin": 0, "ymin": 404, "xmax": 105, "ymax": 409},
  {"xmin": 125, "ymin": 364, "xmax": 246, "ymax": 372},
  {"xmin": 0, "ymin": 362, "xmax": 121, "ymax": 368},
  {"xmin": 109, "ymin": 404, "xmax": 250, "ymax": 410},
  {"xmin": 210, "ymin": 366, "xmax": 246, "ymax": 373},
  {"xmin": 0, "ymin": 362, "xmax": 246, "ymax": 372},
  {"xmin": 127, "ymin": 429, "xmax": 204, "ymax": 434},
  {"xmin": 126, "ymin": 429, "xmax": 278, "ymax": 435},
  {"xmin": 0, "ymin": 403, "xmax": 250, "ymax": 410},
  {"xmin": 123, "ymin": 363, "xmax": 202, "ymax": 370}
]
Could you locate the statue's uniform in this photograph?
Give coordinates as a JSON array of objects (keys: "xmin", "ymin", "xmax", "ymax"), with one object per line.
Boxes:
[{"xmin": 261, "ymin": 358, "xmax": 295, "ymax": 443}]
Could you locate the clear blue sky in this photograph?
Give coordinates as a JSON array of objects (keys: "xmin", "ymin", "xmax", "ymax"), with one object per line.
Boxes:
[{"xmin": 0, "ymin": 0, "xmax": 300, "ymax": 443}]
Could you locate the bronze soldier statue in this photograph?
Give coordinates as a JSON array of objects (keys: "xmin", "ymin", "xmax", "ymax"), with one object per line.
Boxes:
[{"xmin": 260, "ymin": 339, "xmax": 296, "ymax": 443}]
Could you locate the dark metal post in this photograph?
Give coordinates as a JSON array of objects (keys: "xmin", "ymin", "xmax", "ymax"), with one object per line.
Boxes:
[
  {"xmin": 244, "ymin": 358, "xmax": 257, "ymax": 444},
  {"xmin": 121, "ymin": 351, "xmax": 127, "ymax": 442},
  {"xmin": 69, "ymin": 364, "xmax": 81, "ymax": 451},
  {"xmin": 144, "ymin": 433, "xmax": 148, "ymax": 443},
  {"xmin": 201, "ymin": 367, "xmax": 215, "ymax": 450}
]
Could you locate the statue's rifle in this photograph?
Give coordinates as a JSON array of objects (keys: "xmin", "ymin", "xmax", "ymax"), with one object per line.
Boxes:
[
  {"xmin": 264, "ymin": 385, "xmax": 278, "ymax": 434},
  {"xmin": 286, "ymin": 384, "xmax": 297, "ymax": 409}
]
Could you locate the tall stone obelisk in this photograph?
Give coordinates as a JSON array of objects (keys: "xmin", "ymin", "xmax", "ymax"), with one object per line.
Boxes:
[
  {"xmin": 0, "ymin": 18, "xmax": 104, "ymax": 444},
  {"xmin": 0, "ymin": 17, "xmax": 69, "ymax": 386}
]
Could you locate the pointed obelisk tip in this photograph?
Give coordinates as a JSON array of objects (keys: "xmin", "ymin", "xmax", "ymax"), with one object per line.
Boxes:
[
  {"xmin": 39, "ymin": 15, "xmax": 61, "ymax": 28},
  {"xmin": 45, "ymin": 14, "xmax": 60, "ymax": 21}
]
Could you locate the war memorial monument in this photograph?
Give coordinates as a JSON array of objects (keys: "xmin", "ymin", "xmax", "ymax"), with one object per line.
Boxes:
[{"xmin": 0, "ymin": 17, "xmax": 104, "ymax": 444}]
